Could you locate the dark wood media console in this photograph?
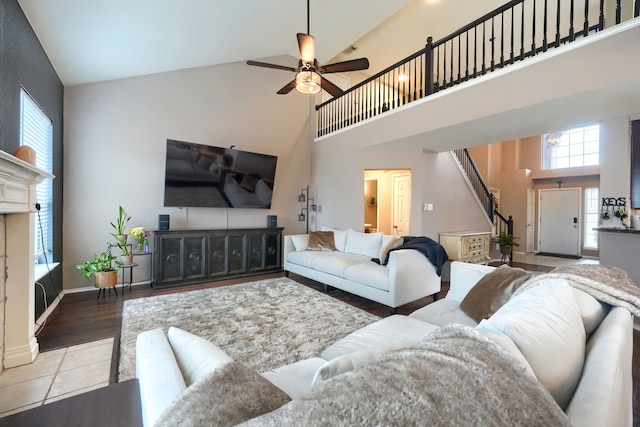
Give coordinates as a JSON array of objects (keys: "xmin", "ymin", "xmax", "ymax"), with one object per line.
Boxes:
[{"xmin": 153, "ymin": 227, "xmax": 283, "ymax": 288}]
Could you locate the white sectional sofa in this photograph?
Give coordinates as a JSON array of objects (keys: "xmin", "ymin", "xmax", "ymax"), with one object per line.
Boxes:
[
  {"xmin": 135, "ymin": 261, "xmax": 635, "ymax": 426},
  {"xmin": 283, "ymin": 229, "xmax": 445, "ymax": 312}
]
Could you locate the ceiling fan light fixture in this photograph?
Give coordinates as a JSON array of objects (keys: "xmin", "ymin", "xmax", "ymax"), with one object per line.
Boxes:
[{"xmin": 295, "ymin": 70, "xmax": 321, "ymax": 94}]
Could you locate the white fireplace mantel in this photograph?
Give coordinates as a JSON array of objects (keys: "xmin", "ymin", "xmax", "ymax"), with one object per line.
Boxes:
[{"xmin": 0, "ymin": 150, "xmax": 54, "ymax": 369}]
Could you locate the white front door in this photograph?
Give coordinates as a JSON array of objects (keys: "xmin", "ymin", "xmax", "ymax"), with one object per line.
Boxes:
[
  {"xmin": 538, "ymin": 188, "xmax": 581, "ymax": 256},
  {"xmin": 392, "ymin": 173, "xmax": 411, "ymax": 236}
]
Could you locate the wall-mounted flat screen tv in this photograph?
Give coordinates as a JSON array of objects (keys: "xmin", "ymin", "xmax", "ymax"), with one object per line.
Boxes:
[{"xmin": 163, "ymin": 139, "xmax": 277, "ymax": 209}]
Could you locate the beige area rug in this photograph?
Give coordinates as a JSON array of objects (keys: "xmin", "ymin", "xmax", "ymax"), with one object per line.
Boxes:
[{"xmin": 118, "ymin": 277, "xmax": 381, "ymax": 381}]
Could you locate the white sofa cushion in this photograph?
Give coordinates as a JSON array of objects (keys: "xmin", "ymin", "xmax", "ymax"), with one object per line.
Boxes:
[
  {"xmin": 344, "ymin": 229, "xmax": 383, "ymax": 258},
  {"xmin": 571, "ymin": 288, "xmax": 611, "ymax": 335},
  {"xmin": 286, "ymin": 250, "xmax": 324, "ymax": 268},
  {"xmin": 290, "ymin": 235, "xmax": 309, "ymax": 251},
  {"xmin": 475, "ymin": 320, "xmax": 536, "ymax": 378},
  {"xmin": 310, "ymin": 252, "xmax": 371, "ymax": 277},
  {"xmin": 321, "ymin": 315, "xmax": 438, "ymax": 360},
  {"xmin": 261, "ymin": 357, "xmax": 326, "ymax": 399},
  {"xmin": 343, "ymin": 262, "xmax": 390, "ymax": 291},
  {"xmin": 321, "ymin": 226, "xmax": 348, "ymax": 252},
  {"xmin": 481, "ymin": 278, "xmax": 585, "ymax": 409},
  {"xmin": 446, "ymin": 261, "xmax": 496, "ymax": 303},
  {"xmin": 136, "ymin": 328, "xmax": 187, "ymax": 427},
  {"xmin": 409, "ymin": 299, "xmax": 478, "ymax": 327},
  {"xmin": 167, "ymin": 326, "xmax": 233, "ymax": 385}
]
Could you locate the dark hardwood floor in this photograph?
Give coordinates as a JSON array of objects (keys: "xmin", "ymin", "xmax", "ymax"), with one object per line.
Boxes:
[{"xmin": 35, "ymin": 267, "xmax": 640, "ymax": 425}]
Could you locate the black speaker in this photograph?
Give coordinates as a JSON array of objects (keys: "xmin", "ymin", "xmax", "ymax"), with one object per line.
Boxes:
[
  {"xmin": 158, "ymin": 214, "xmax": 170, "ymax": 230},
  {"xmin": 267, "ymin": 215, "xmax": 277, "ymax": 228}
]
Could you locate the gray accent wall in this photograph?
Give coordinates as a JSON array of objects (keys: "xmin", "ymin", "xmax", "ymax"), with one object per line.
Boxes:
[{"xmin": 1, "ymin": 0, "xmax": 64, "ymax": 319}]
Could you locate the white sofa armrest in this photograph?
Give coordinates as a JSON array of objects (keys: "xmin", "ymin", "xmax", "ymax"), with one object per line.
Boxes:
[
  {"xmin": 136, "ymin": 328, "xmax": 187, "ymax": 427},
  {"xmin": 387, "ymin": 249, "xmax": 441, "ymax": 307},
  {"xmin": 565, "ymin": 306, "xmax": 633, "ymax": 427},
  {"xmin": 284, "ymin": 235, "xmax": 297, "ymax": 257}
]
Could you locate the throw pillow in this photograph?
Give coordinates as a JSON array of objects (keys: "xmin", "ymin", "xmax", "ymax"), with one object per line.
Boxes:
[
  {"xmin": 154, "ymin": 361, "xmax": 291, "ymax": 427},
  {"xmin": 240, "ymin": 174, "xmax": 259, "ymax": 192},
  {"xmin": 307, "ymin": 231, "xmax": 336, "ymax": 251},
  {"xmin": 481, "ymin": 278, "xmax": 585, "ymax": 409},
  {"xmin": 344, "ymin": 229, "xmax": 383, "ymax": 258},
  {"xmin": 290, "ymin": 235, "xmax": 309, "ymax": 251},
  {"xmin": 459, "ymin": 264, "xmax": 533, "ymax": 322},
  {"xmin": 321, "ymin": 226, "xmax": 347, "ymax": 251},
  {"xmin": 378, "ymin": 236, "xmax": 403, "ymax": 265},
  {"xmin": 167, "ymin": 327, "xmax": 233, "ymax": 386}
]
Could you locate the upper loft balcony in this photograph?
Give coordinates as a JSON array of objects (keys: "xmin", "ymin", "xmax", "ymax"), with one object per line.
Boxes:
[{"xmin": 315, "ymin": 0, "xmax": 640, "ymax": 152}]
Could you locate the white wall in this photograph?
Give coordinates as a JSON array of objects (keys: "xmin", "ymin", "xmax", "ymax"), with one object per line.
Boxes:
[
  {"xmin": 311, "ymin": 141, "xmax": 491, "ymax": 241},
  {"xmin": 64, "ymin": 59, "xmax": 313, "ymax": 290}
]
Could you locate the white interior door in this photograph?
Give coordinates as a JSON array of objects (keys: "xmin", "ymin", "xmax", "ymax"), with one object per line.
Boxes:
[
  {"xmin": 538, "ymin": 188, "xmax": 581, "ymax": 256},
  {"xmin": 392, "ymin": 173, "xmax": 411, "ymax": 236}
]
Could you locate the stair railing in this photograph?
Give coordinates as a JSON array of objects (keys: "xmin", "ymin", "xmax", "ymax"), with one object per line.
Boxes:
[{"xmin": 316, "ymin": 0, "xmax": 639, "ymax": 137}]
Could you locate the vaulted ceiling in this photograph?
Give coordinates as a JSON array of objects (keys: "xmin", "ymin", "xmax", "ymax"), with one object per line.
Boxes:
[{"xmin": 18, "ymin": 0, "xmax": 505, "ymax": 86}]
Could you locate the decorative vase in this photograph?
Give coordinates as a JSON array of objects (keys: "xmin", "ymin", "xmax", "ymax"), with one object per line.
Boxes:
[
  {"xmin": 135, "ymin": 240, "xmax": 145, "ymax": 254},
  {"xmin": 93, "ymin": 270, "xmax": 117, "ymax": 288}
]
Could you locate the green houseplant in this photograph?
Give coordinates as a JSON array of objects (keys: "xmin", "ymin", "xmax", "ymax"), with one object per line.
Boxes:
[
  {"xmin": 493, "ymin": 232, "xmax": 520, "ymax": 248},
  {"xmin": 110, "ymin": 206, "xmax": 132, "ymax": 261},
  {"xmin": 76, "ymin": 251, "xmax": 118, "ymax": 288}
]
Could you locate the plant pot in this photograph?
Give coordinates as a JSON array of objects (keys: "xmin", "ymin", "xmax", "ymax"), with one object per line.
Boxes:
[
  {"xmin": 499, "ymin": 245, "xmax": 512, "ymax": 256},
  {"xmin": 94, "ymin": 270, "xmax": 117, "ymax": 288},
  {"xmin": 120, "ymin": 255, "xmax": 134, "ymax": 266}
]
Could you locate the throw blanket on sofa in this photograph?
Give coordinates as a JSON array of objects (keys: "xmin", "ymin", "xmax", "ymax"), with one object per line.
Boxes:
[
  {"xmin": 517, "ymin": 264, "xmax": 640, "ymax": 316},
  {"xmin": 241, "ymin": 324, "xmax": 570, "ymax": 427},
  {"xmin": 375, "ymin": 236, "xmax": 449, "ymax": 276}
]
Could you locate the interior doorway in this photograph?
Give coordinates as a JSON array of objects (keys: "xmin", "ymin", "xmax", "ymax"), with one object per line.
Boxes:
[{"xmin": 364, "ymin": 169, "xmax": 411, "ymax": 235}]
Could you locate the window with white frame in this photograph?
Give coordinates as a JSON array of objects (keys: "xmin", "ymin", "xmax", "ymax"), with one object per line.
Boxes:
[
  {"xmin": 542, "ymin": 124, "xmax": 600, "ymax": 170},
  {"xmin": 584, "ymin": 187, "xmax": 599, "ymax": 250},
  {"xmin": 20, "ymin": 88, "xmax": 53, "ymax": 261}
]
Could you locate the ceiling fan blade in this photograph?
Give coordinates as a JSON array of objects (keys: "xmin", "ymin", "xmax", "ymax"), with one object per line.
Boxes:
[
  {"xmin": 297, "ymin": 33, "xmax": 315, "ymax": 64},
  {"xmin": 320, "ymin": 77, "xmax": 344, "ymax": 97},
  {"xmin": 246, "ymin": 60, "xmax": 296, "ymax": 72},
  {"xmin": 321, "ymin": 58, "xmax": 370, "ymax": 74},
  {"xmin": 277, "ymin": 80, "xmax": 297, "ymax": 95}
]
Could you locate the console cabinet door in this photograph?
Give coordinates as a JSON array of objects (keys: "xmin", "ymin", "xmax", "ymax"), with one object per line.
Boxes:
[
  {"xmin": 184, "ymin": 236, "xmax": 206, "ymax": 280},
  {"xmin": 158, "ymin": 236, "xmax": 183, "ymax": 284},
  {"xmin": 228, "ymin": 234, "xmax": 246, "ymax": 274},
  {"xmin": 264, "ymin": 232, "xmax": 280, "ymax": 269},
  {"xmin": 208, "ymin": 234, "xmax": 228, "ymax": 277}
]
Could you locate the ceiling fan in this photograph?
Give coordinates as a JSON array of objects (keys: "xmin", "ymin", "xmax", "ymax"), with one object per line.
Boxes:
[{"xmin": 246, "ymin": 0, "xmax": 369, "ymax": 97}]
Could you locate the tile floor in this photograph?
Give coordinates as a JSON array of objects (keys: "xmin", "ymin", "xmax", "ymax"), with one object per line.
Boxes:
[{"xmin": 0, "ymin": 337, "xmax": 113, "ymax": 418}]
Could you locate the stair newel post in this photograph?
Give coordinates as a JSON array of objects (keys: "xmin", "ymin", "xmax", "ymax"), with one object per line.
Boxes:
[{"xmin": 425, "ymin": 36, "xmax": 434, "ymax": 96}]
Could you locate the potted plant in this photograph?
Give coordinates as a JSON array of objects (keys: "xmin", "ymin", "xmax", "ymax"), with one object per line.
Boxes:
[
  {"xmin": 76, "ymin": 251, "xmax": 118, "ymax": 288},
  {"xmin": 110, "ymin": 206, "xmax": 132, "ymax": 264},
  {"xmin": 493, "ymin": 232, "xmax": 519, "ymax": 261}
]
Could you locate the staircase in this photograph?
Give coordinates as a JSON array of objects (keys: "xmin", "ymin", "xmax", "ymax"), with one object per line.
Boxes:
[{"xmin": 451, "ymin": 148, "xmax": 514, "ymax": 259}]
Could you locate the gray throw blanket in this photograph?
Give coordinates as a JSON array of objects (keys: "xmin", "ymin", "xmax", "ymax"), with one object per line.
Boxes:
[
  {"xmin": 517, "ymin": 264, "xmax": 640, "ymax": 316},
  {"xmin": 241, "ymin": 324, "xmax": 571, "ymax": 427}
]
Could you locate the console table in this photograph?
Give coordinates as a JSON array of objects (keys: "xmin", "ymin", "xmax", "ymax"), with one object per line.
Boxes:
[{"xmin": 153, "ymin": 227, "xmax": 283, "ymax": 288}]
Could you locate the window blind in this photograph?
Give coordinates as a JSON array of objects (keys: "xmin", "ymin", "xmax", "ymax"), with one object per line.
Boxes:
[{"xmin": 20, "ymin": 88, "xmax": 53, "ymax": 260}]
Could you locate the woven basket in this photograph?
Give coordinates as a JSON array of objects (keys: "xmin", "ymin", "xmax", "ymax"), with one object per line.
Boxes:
[{"xmin": 94, "ymin": 270, "xmax": 117, "ymax": 288}]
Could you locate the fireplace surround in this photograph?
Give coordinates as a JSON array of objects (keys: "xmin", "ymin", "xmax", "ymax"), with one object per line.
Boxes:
[{"xmin": 0, "ymin": 150, "xmax": 53, "ymax": 372}]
